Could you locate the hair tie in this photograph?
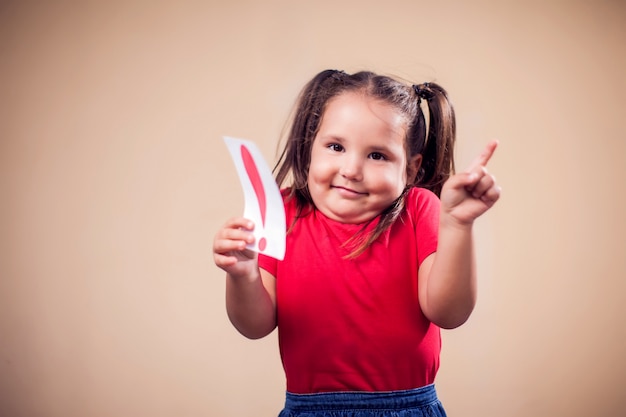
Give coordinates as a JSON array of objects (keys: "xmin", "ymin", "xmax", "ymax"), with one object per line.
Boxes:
[{"xmin": 413, "ymin": 82, "xmax": 433, "ymax": 101}]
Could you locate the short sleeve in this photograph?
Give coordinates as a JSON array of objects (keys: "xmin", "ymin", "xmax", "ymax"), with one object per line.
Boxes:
[
  {"xmin": 258, "ymin": 253, "xmax": 277, "ymax": 276},
  {"xmin": 407, "ymin": 187, "xmax": 440, "ymax": 266}
]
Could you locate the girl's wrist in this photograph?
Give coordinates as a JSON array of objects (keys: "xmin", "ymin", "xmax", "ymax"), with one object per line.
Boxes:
[
  {"xmin": 228, "ymin": 267, "xmax": 260, "ymax": 284},
  {"xmin": 439, "ymin": 211, "xmax": 474, "ymax": 231}
]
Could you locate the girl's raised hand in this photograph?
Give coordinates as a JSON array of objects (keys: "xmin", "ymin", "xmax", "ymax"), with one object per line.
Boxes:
[
  {"xmin": 440, "ymin": 140, "xmax": 501, "ymax": 225},
  {"xmin": 213, "ymin": 217, "xmax": 258, "ymax": 279}
]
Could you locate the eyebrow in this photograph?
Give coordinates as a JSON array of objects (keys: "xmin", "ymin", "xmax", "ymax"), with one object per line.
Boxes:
[
  {"xmin": 317, "ymin": 134, "xmax": 345, "ymax": 142},
  {"xmin": 368, "ymin": 144, "xmax": 394, "ymax": 153}
]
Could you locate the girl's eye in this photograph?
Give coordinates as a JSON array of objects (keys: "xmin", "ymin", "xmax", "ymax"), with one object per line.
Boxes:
[
  {"xmin": 328, "ymin": 143, "xmax": 344, "ymax": 152},
  {"xmin": 369, "ymin": 152, "xmax": 387, "ymax": 161}
]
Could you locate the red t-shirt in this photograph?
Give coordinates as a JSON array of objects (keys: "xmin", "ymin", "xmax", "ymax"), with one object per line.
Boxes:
[{"xmin": 258, "ymin": 187, "xmax": 441, "ymax": 394}]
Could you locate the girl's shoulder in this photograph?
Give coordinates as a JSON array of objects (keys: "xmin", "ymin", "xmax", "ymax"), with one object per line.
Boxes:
[
  {"xmin": 402, "ymin": 187, "xmax": 441, "ymax": 226},
  {"xmin": 405, "ymin": 186, "xmax": 440, "ymax": 210},
  {"xmin": 280, "ymin": 188, "xmax": 312, "ymax": 220},
  {"xmin": 280, "ymin": 188, "xmax": 298, "ymax": 209}
]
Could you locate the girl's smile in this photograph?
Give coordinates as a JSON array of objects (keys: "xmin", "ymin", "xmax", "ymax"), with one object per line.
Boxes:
[
  {"xmin": 331, "ymin": 185, "xmax": 368, "ymax": 199},
  {"xmin": 307, "ymin": 92, "xmax": 410, "ymax": 224}
]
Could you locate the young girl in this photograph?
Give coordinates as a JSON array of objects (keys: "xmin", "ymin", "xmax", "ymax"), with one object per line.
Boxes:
[{"xmin": 213, "ymin": 69, "xmax": 500, "ymax": 416}]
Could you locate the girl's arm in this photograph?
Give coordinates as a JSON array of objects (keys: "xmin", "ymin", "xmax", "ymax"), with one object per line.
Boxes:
[
  {"xmin": 225, "ymin": 268, "xmax": 277, "ymax": 339},
  {"xmin": 419, "ymin": 141, "xmax": 501, "ymax": 329},
  {"xmin": 214, "ymin": 217, "xmax": 277, "ymax": 339},
  {"xmin": 418, "ymin": 220, "xmax": 477, "ymax": 329}
]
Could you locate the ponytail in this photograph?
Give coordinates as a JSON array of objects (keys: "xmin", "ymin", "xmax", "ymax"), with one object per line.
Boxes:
[{"xmin": 412, "ymin": 82, "xmax": 456, "ymax": 197}]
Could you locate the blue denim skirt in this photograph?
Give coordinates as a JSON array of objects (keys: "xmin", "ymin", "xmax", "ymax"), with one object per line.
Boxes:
[{"xmin": 278, "ymin": 384, "xmax": 447, "ymax": 417}]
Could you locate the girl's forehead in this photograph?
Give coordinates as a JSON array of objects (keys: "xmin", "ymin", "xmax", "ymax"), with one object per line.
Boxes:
[
  {"xmin": 322, "ymin": 91, "xmax": 409, "ymax": 131},
  {"xmin": 313, "ymin": 92, "xmax": 408, "ymax": 155}
]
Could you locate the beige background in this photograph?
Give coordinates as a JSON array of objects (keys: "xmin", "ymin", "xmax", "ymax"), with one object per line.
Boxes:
[{"xmin": 1, "ymin": 1, "xmax": 625, "ymax": 416}]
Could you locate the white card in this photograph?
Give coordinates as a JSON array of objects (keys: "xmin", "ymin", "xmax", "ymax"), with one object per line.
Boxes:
[{"xmin": 223, "ymin": 136, "xmax": 286, "ymax": 260}]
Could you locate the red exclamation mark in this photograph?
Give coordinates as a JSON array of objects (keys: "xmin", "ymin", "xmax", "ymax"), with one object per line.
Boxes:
[{"xmin": 240, "ymin": 145, "xmax": 267, "ymax": 251}]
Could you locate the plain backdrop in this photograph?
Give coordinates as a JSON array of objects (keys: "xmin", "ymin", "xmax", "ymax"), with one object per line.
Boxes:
[{"xmin": 1, "ymin": 1, "xmax": 625, "ymax": 416}]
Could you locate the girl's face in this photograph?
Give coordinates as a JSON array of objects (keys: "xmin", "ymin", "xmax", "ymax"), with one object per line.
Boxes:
[{"xmin": 307, "ymin": 92, "xmax": 409, "ymax": 224}]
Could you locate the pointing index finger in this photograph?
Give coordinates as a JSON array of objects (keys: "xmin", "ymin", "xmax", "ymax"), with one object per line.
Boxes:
[{"xmin": 466, "ymin": 140, "xmax": 499, "ymax": 172}]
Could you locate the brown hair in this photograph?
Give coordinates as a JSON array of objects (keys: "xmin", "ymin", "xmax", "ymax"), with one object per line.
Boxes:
[{"xmin": 274, "ymin": 69, "xmax": 456, "ymax": 257}]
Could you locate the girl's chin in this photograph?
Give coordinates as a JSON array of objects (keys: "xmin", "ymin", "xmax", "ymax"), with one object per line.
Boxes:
[{"xmin": 319, "ymin": 207, "xmax": 380, "ymax": 224}]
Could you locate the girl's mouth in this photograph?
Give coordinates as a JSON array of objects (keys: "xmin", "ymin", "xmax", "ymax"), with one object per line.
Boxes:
[{"xmin": 332, "ymin": 185, "xmax": 367, "ymax": 198}]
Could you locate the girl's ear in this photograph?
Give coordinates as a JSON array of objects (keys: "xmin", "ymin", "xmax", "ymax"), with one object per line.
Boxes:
[{"xmin": 407, "ymin": 154, "xmax": 423, "ymax": 184}]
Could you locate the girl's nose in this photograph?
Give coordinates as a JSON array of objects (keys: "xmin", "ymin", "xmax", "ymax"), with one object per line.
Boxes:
[{"xmin": 339, "ymin": 156, "xmax": 363, "ymax": 181}]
